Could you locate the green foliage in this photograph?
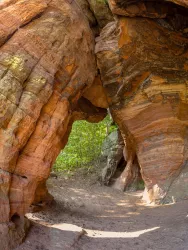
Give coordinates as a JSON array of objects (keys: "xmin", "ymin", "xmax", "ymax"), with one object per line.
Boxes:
[
  {"xmin": 53, "ymin": 115, "xmax": 117, "ymax": 174},
  {"xmin": 96, "ymin": 0, "xmax": 108, "ymax": 4},
  {"xmin": 137, "ymin": 180, "xmax": 145, "ymax": 190}
]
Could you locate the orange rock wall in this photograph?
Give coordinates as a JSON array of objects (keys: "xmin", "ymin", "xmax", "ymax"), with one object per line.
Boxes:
[
  {"xmin": 96, "ymin": 17, "xmax": 188, "ymax": 203},
  {"xmin": 0, "ymin": 0, "xmax": 97, "ymax": 225},
  {"xmin": 0, "ymin": 0, "xmax": 187, "ymax": 248}
]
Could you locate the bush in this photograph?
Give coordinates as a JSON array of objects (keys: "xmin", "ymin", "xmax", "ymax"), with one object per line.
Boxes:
[{"xmin": 53, "ymin": 115, "xmax": 117, "ymax": 173}]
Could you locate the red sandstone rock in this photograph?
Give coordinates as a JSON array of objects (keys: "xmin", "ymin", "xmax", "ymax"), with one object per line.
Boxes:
[
  {"xmin": 83, "ymin": 76, "xmax": 109, "ymax": 109},
  {"xmin": 109, "ymin": 0, "xmax": 188, "ymax": 10},
  {"xmin": 108, "ymin": 0, "xmax": 169, "ymax": 17},
  {"xmin": 0, "ymin": 0, "xmax": 187, "ymax": 248},
  {"xmin": 0, "ymin": 0, "xmax": 48, "ymax": 46},
  {"xmin": 168, "ymin": 0, "xmax": 188, "ymax": 7},
  {"xmin": 0, "ymin": 0, "xmax": 100, "ymax": 247},
  {"xmin": 96, "ymin": 17, "xmax": 188, "ymax": 204},
  {"xmin": 0, "ymin": 216, "xmax": 30, "ymax": 250}
]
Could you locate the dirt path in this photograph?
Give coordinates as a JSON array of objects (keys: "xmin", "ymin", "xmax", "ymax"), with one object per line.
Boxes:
[{"xmin": 16, "ymin": 175, "xmax": 188, "ymax": 250}]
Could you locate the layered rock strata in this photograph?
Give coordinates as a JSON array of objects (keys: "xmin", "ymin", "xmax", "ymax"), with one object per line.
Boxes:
[
  {"xmin": 0, "ymin": 0, "xmax": 106, "ymax": 248},
  {"xmin": 96, "ymin": 14, "xmax": 188, "ymax": 204},
  {"xmin": 0, "ymin": 0, "xmax": 187, "ymax": 248}
]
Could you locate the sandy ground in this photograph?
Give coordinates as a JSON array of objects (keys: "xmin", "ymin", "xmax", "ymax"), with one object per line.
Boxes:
[{"xmin": 16, "ymin": 174, "xmax": 188, "ymax": 250}]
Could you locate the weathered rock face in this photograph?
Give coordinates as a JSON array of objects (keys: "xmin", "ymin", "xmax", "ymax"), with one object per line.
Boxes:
[
  {"xmin": 0, "ymin": 0, "xmax": 107, "ymax": 248},
  {"xmin": 109, "ymin": 0, "xmax": 171, "ymax": 18},
  {"xmin": 96, "ymin": 15, "xmax": 188, "ymax": 204},
  {"xmin": 76, "ymin": 0, "xmax": 114, "ymax": 36},
  {"xmin": 0, "ymin": 216, "xmax": 30, "ymax": 250},
  {"xmin": 101, "ymin": 129, "xmax": 125, "ymax": 185},
  {"xmin": 0, "ymin": 0, "xmax": 187, "ymax": 248},
  {"xmin": 109, "ymin": 0, "xmax": 188, "ymax": 10},
  {"xmin": 87, "ymin": 0, "xmax": 114, "ymax": 29}
]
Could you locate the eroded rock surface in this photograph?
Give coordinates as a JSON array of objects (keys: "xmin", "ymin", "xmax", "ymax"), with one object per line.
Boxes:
[
  {"xmin": 101, "ymin": 129, "xmax": 125, "ymax": 185},
  {"xmin": 0, "ymin": 0, "xmax": 187, "ymax": 248},
  {"xmin": 0, "ymin": 217, "xmax": 30, "ymax": 250},
  {"xmin": 96, "ymin": 16, "xmax": 188, "ymax": 204},
  {"xmin": 0, "ymin": 0, "xmax": 103, "ymax": 248}
]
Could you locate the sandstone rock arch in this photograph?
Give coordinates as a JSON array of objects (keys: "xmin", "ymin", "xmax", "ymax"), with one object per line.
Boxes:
[{"xmin": 0, "ymin": 0, "xmax": 187, "ymax": 248}]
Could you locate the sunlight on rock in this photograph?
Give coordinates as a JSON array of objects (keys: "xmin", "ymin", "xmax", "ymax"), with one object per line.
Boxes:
[
  {"xmin": 127, "ymin": 212, "xmax": 140, "ymax": 215},
  {"xmin": 105, "ymin": 210, "xmax": 115, "ymax": 213},
  {"xmin": 52, "ymin": 223, "xmax": 160, "ymax": 238},
  {"xmin": 126, "ymin": 192, "xmax": 143, "ymax": 197},
  {"xmin": 117, "ymin": 202, "xmax": 129, "ymax": 206},
  {"xmin": 96, "ymin": 214, "xmax": 131, "ymax": 218},
  {"xmin": 69, "ymin": 188, "xmax": 87, "ymax": 195}
]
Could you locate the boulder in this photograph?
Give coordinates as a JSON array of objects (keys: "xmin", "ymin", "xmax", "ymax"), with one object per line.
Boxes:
[{"xmin": 101, "ymin": 129, "xmax": 125, "ymax": 185}]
